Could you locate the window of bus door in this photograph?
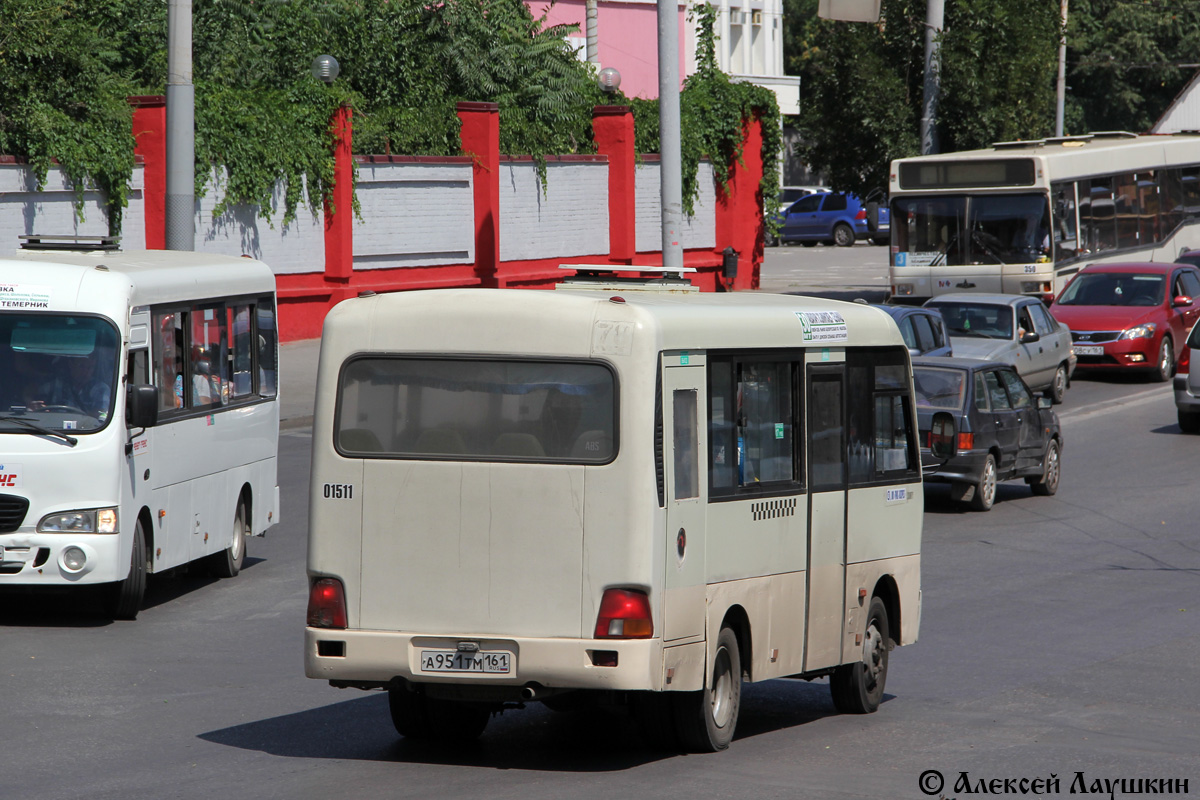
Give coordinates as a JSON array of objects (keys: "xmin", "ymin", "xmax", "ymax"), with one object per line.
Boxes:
[
  {"xmin": 153, "ymin": 311, "xmax": 186, "ymax": 411},
  {"xmin": 846, "ymin": 348, "xmax": 919, "ymax": 485},
  {"xmin": 672, "ymin": 390, "xmax": 699, "ymax": 500},
  {"xmin": 708, "ymin": 357, "xmax": 799, "ymax": 497},
  {"xmin": 1051, "ymin": 181, "xmax": 1078, "ymax": 261},
  {"xmin": 893, "ymin": 196, "xmax": 964, "ymax": 267}
]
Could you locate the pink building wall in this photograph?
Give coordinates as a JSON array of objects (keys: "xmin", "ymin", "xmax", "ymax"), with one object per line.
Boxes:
[{"xmin": 527, "ymin": 0, "xmax": 688, "ymax": 100}]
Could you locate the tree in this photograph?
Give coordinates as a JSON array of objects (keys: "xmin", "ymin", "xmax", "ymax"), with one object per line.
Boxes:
[{"xmin": 789, "ymin": 0, "xmax": 1059, "ymax": 197}]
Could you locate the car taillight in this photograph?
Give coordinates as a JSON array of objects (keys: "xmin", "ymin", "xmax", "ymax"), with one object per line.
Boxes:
[
  {"xmin": 1180, "ymin": 346, "xmax": 1191, "ymax": 375},
  {"xmin": 855, "ymin": 209, "xmax": 867, "ymax": 220},
  {"xmin": 958, "ymin": 432, "xmax": 974, "ymax": 451},
  {"xmin": 307, "ymin": 577, "xmax": 347, "ymax": 629},
  {"xmin": 594, "ymin": 588, "xmax": 653, "ymax": 639}
]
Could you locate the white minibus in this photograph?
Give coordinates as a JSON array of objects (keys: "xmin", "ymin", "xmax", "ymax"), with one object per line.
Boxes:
[
  {"xmin": 305, "ymin": 272, "xmax": 942, "ymax": 751},
  {"xmin": 0, "ymin": 236, "xmax": 280, "ymax": 619},
  {"xmin": 888, "ymin": 131, "xmax": 1200, "ymax": 304}
]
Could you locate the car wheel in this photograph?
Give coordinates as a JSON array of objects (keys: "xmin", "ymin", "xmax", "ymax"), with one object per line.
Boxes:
[
  {"xmin": 1153, "ymin": 337, "xmax": 1174, "ymax": 382},
  {"xmin": 833, "ymin": 223, "xmax": 855, "ymax": 247},
  {"xmin": 801, "ymin": 241, "xmax": 817, "ymax": 248},
  {"xmin": 969, "ymin": 454, "xmax": 998, "ymax": 511},
  {"xmin": 108, "ymin": 518, "xmax": 147, "ymax": 620},
  {"xmin": 1029, "ymin": 439, "xmax": 1061, "ymax": 496},
  {"xmin": 1046, "ymin": 363, "xmax": 1068, "ymax": 404},
  {"xmin": 830, "ymin": 596, "xmax": 890, "ymax": 714},
  {"xmin": 1179, "ymin": 409, "xmax": 1200, "ymax": 434},
  {"xmin": 673, "ymin": 626, "xmax": 742, "ymax": 752}
]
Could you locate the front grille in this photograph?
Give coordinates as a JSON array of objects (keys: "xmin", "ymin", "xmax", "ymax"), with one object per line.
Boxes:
[
  {"xmin": 0, "ymin": 494, "xmax": 30, "ymax": 533},
  {"xmin": 1071, "ymin": 330, "xmax": 1120, "ymax": 343}
]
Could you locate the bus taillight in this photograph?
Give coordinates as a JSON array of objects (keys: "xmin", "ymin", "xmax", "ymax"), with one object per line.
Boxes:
[
  {"xmin": 307, "ymin": 578, "xmax": 347, "ymax": 629},
  {"xmin": 594, "ymin": 588, "xmax": 653, "ymax": 639}
]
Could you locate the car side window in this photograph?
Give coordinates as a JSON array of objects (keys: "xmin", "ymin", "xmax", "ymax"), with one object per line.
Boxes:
[
  {"xmin": 822, "ymin": 193, "xmax": 848, "ymax": 212},
  {"xmin": 985, "ymin": 371, "xmax": 1011, "ymax": 410},
  {"xmin": 998, "ymin": 369, "xmax": 1032, "ymax": 409},
  {"xmin": 974, "ymin": 372, "xmax": 989, "ymax": 411},
  {"xmin": 928, "ymin": 315, "xmax": 948, "ymax": 349},
  {"xmin": 793, "ymin": 195, "xmax": 821, "ymax": 214},
  {"xmin": 1030, "ymin": 302, "xmax": 1057, "ymax": 334},
  {"xmin": 1017, "ymin": 306, "xmax": 1036, "ymax": 338},
  {"xmin": 912, "ymin": 314, "xmax": 938, "ymax": 352},
  {"xmin": 1177, "ymin": 270, "xmax": 1200, "ymax": 299},
  {"xmin": 898, "ymin": 317, "xmax": 918, "ymax": 350}
]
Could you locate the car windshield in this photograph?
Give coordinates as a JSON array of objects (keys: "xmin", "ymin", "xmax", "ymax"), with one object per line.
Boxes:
[
  {"xmin": 930, "ymin": 302, "xmax": 1014, "ymax": 340},
  {"xmin": 0, "ymin": 313, "xmax": 121, "ymax": 433},
  {"xmin": 1055, "ymin": 273, "xmax": 1166, "ymax": 307},
  {"xmin": 892, "ymin": 193, "xmax": 1051, "ymax": 266},
  {"xmin": 912, "ymin": 367, "xmax": 967, "ymax": 410}
]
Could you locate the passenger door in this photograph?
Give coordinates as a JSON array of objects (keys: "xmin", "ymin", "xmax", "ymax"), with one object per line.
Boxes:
[
  {"xmin": 785, "ymin": 194, "xmax": 822, "ymax": 241},
  {"xmin": 997, "ymin": 369, "xmax": 1043, "ymax": 472},
  {"xmin": 662, "ymin": 358, "xmax": 708, "ymax": 642},
  {"xmin": 1029, "ymin": 301, "xmax": 1070, "ymax": 375},
  {"xmin": 804, "ymin": 365, "xmax": 846, "ymax": 672},
  {"xmin": 1171, "ymin": 269, "xmax": 1200, "ymax": 347},
  {"xmin": 983, "ymin": 370, "xmax": 1020, "ymax": 474},
  {"xmin": 1015, "ymin": 301, "xmax": 1053, "ymax": 389}
]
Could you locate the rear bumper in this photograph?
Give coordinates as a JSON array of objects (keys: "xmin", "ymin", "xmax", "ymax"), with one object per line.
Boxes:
[
  {"xmin": 920, "ymin": 449, "xmax": 990, "ymax": 485},
  {"xmin": 305, "ymin": 628, "xmax": 672, "ymax": 692},
  {"xmin": 1176, "ymin": 375, "xmax": 1200, "ymax": 412}
]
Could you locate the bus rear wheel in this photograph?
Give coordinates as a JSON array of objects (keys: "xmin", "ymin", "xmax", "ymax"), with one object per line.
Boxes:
[
  {"xmin": 108, "ymin": 519, "xmax": 147, "ymax": 620},
  {"xmin": 830, "ymin": 596, "xmax": 890, "ymax": 714},
  {"xmin": 209, "ymin": 500, "xmax": 248, "ymax": 578},
  {"xmin": 673, "ymin": 626, "xmax": 742, "ymax": 752}
]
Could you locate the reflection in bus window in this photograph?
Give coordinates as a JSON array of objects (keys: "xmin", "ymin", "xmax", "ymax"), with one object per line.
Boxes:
[
  {"xmin": 153, "ymin": 311, "xmax": 185, "ymax": 411},
  {"xmin": 257, "ymin": 301, "xmax": 277, "ymax": 397},
  {"xmin": 1051, "ymin": 181, "xmax": 1078, "ymax": 260},
  {"xmin": 190, "ymin": 306, "xmax": 228, "ymax": 408},
  {"xmin": 229, "ymin": 304, "xmax": 254, "ymax": 399}
]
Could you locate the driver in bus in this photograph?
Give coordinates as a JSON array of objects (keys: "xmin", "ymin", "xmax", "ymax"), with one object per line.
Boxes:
[{"xmin": 34, "ymin": 350, "xmax": 113, "ymax": 420}]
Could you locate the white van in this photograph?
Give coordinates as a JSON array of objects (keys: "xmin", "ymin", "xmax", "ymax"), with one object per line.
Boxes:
[
  {"xmin": 305, "ymin": 272, "xmax": 935, "ymax": 751},
  {"xmin": 0, "ymin": 236, "xmax": 280, "ymax": 619}
]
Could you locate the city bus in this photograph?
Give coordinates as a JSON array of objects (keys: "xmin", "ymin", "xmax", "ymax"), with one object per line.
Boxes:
[
  {"xmin": 0, "ymin": 236, "xmax": 280, "ymax": 619},
  {"xmin": 887, "ymin": 132, "xmax": 1200, "ymax": 304},
  {"xmin": 305, "ymin": 270, "xmax": 950, "ymax": 750}
]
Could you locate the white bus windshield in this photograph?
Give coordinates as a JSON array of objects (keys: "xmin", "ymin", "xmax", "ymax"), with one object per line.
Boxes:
[
  {"xmin": 893, "ymin": 194, "xmax": 1051, "ymax": 266},
  {"xmin": 335, "ymin": 357, "xmax": 616, "ymax": 463},
  {"xmin": 0, "ymin": 314, "xmax": 120, "ymax": 431}
]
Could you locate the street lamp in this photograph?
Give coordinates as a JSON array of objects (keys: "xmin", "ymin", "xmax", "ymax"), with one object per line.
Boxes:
[
  {"xmin": 311, "ymin": 54, "xmax": 340, "ymax": 84},
  {"xmin": 598, "ymin": 67, "xmax": 621, "ymax": 94}
]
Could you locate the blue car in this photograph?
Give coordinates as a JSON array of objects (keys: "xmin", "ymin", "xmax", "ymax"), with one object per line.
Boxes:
[
  {"xmin": 869, "ymin": 304, "xmax": 953, "ymax": 357},
  {"xmin": 768, "ymin": 191, "xmax": 890, "ymax": 247}
]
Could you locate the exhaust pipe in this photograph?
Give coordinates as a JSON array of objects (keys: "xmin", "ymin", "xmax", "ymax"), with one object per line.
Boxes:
[{"xmin": 520, "ymin": 683, "xmax": 542, "ymax": 701}]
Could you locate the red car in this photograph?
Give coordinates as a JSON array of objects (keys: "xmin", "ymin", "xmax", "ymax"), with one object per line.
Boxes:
[{"xmin": 1050, "ymin": 262, "xmax": 1200, "ymax": 382}]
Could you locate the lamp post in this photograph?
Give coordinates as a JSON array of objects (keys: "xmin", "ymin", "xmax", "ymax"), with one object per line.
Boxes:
[
  {"xmin": 598, "ymin": 67, "xmax": 621, "ymax": 94},
  {"xmin": 312, "ymin": 55, "xmax": 340, "ymax": 84}
]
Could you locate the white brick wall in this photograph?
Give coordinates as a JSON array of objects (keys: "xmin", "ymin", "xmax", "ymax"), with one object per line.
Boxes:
[
  {"xmin": 0, "ymin": 164, "xmax": 146, "ymax": 253},
  {"xmin": 499, "ymin": 160, "xmax": 609, "ymax": 261},
  {"xmin": 635, "ymin": 160, "xmax": 717, "ymax": 252},
  {"xmin": 352, "ymin": 161, "xmax": 474, "ymax": 270},
  {"xmin": 195, "ymin": 170, "xmax": 324, "ymax": 275}
]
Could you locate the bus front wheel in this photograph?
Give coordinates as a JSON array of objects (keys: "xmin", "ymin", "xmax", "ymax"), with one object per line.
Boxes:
[
  {"xmin": 108, "ymin": 519, "xmax": 147, "ymax": 620},
  {"xmin": 830, "ymin": 596, "xmax": 890, "ymax": 714},
  {"xmin": 209, "ymin": 500, "xmax": 247, "ymax": 578}
]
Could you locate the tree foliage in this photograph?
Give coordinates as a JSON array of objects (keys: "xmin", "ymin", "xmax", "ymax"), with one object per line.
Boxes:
[{"xmin": 790, "ymin": 0, "xmax": 1059, "ymax": 197}]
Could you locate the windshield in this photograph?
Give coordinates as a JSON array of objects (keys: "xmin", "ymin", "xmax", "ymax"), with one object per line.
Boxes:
[
  {"xmin": 1, "ymin": 314, "xmax": 120, "ymax": 433},
  {"xmin": 893, "ymin": 193, "xmax": 1051, "ymax": 266},
  {"xmin": 1056, "ymin": 272, "xmax": 1166, "ymax": 307},
  {"xmin": 912, "ymin": 367, "xmax": 967, "ymax": 410},
  {"xmin": 929, "ymin": 302, "xmax": 1014, "ymax": 340}
]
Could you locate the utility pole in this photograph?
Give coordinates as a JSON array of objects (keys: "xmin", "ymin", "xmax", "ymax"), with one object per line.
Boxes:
[
  {"xmin": 1056, "ymin": 0, "xmax": 1069, "ymax": 137},
  {"xmin": 657, "ymin": 0, "xmax": 684, "ymax": 269},
  {"xmin": 166, "ymin": 0, "xmax": 195, "ymax": 250},
  {"xmin": 920, "ymin": 0, "xmax": 943, "ymax": 155}
]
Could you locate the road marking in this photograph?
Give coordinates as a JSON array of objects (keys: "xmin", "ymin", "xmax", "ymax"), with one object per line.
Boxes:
[{"xmin": 1058, "ymin": 385, "xmax": 1173, "ymax": 423}]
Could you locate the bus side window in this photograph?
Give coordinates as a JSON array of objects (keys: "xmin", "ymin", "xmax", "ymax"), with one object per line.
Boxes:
[
  {"xmin": 847, "ymin": 348, "xmax": 919, "ymax": 484},
  {"xmin": 1051, "ymin": 181, "xmax": 1078, "ymax": 260},
  {"xmin": 152, "ymin": 311, "xmax": 186, "ymax": 412},
  {"xmin": 189, "ymin": 305, "xmax": 228, "ymax": 408},
  {"xmin": 672, "ymin": 390, "xmax": 699, "ymax": 500},
  {"xmin": 228, "ymin": 303, "xmax": 254, "ymax": 399},
  {"xmin": 256, "ymin": 299, "xmax": 278, "ymax": 398},
  {"xmin": 127, "ymin": 349, "xmax": 149, "ymax": 385}
]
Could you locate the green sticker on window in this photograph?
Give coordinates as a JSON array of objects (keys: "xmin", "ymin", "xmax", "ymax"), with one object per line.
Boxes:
[
  {"xmin": 775, "ymin": 422, "xmax": 784, "ymax": 439},
  {"xmin": 680, "ymin": 352, "xmax": 690, "ymax": 365},
  {"xmin": 822, "ymin": 348, "xmax": 831, "ymax": 361}
]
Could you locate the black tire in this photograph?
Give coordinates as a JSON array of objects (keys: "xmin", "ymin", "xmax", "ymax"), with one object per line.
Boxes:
[
  {"xmin": 830, "ymin": 596, "xmax": 890, "ymax": 714},
  {"xmin": 1046, "ymin": 363, "xmax": 1068, "ymax": 404},
  {"xmin": 871, "ymin": 237, "xmax": 889, "ymax": 246},
  {"xmin": 801, "ymin": 241, "xmax": 817, "ymax": 248},
  {"xmin": 969, "ymin": 454, "xmax": 998, "ymax": 511},
  {"xmin": 1179, "ymin": 408, "xmax": 1200, "ymax": 434},
  {"xmin": 108, "ymin": 519, "xmax": 147, "ymax": 620},
  {"xmin": 833, "ymin": 223, "xmax": 855, "ymax": 247},
  {"xmin": 209, "ymin": 500, "xmax": 247, "ymax": 579},
  {"xmin": 388, "ymin": 686, "xmax": 490, "ymax": 742},
  {"xmin": 1152, "ymin": 337, "xmax": 1174, "ymax": 382},
  {"xmin": 673, "ymin": 626, "xmax": 742, "ymax": 752},
  {"xmin": 1029, "ymin": 439, "xmax": 1061, "ymax": 496}
]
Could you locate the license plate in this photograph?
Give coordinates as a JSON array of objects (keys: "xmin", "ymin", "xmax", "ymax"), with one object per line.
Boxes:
[
  {"xmin": 420, "ymin": 649, "xmax": 512, "ymax": 674},
  {"xmin": 1076, "ymin": 344, "xmax": 1104, "ymax": 356}
]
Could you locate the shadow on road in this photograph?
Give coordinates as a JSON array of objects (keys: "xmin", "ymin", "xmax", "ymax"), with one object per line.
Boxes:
[
  {"xmin": 198, "ymin": 679, "xmax": 850, "ymax": 771},
  {"xmin": 921, "ymin": 482, "xmax": 1035, "ymax": 514}
]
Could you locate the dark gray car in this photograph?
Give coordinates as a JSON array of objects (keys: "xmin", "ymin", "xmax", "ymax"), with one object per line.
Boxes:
[{"xmin": 914, "ymin": 357, "xmax": 1063, "ymax": 511}]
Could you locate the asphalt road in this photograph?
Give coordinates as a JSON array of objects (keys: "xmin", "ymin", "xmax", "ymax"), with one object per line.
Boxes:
[{"xmin": 2, "ymin": 249, "xmax": 1198, "ymax": 800}]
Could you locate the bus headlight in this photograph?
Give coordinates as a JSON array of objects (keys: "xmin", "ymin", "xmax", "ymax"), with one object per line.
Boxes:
[
  {"xmin": 1118, "ymin": 323, "xmax": 1156, "ymax": 341},
  {"xmin": 38, "ymin": 508, "xmax": 119, "ymax": 534},
  {"xmin": 60, "ymin": 546, "xmax": 87, "ymax": 572}
]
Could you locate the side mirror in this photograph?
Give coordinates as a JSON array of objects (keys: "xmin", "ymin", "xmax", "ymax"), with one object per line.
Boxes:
[
  {"xmin": 126, "ymin": 384, "xmax": 159, "ymax": 429},
  {"xmin": 1037, "ymin": 396, "xmax": 1053, "ymax": 410},
  {"xmin": 1020, "ymin": 330, "xmax": 1041, "ymax": 344},
  {"xmin": 929, "ymin": 411, "xmax": 957, "ymax": 461},
  {"xmin": 1173, "ymin": 295, "xmax": 1193, "ymax": 308}
]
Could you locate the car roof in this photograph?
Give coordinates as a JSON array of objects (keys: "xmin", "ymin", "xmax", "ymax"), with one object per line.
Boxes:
[
  {"xmin": 926, "ymin": 293, "xmax": 1032, "ymax": 307},
  {"xmin": 868, "ymin": 303, "xmax": 941, "ymax": 319},
  {"xmin": 1075, "ymin": 261, "xmax": 1180, "ymax": 275},
  {"xmin": 911, "ymin": 356, "xmax": 1012, "ymax": 371}
]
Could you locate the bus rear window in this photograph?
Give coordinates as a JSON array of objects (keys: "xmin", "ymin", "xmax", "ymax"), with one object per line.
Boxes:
[{"xmin": 334, "ymin": 358, "xmax": 617, "ymax": 463}]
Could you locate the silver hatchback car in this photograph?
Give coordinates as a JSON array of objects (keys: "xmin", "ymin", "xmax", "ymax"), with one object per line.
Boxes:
[{"xmin": 1175, "ymin": 320, "xmax": 1200, "ymax": 432}]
